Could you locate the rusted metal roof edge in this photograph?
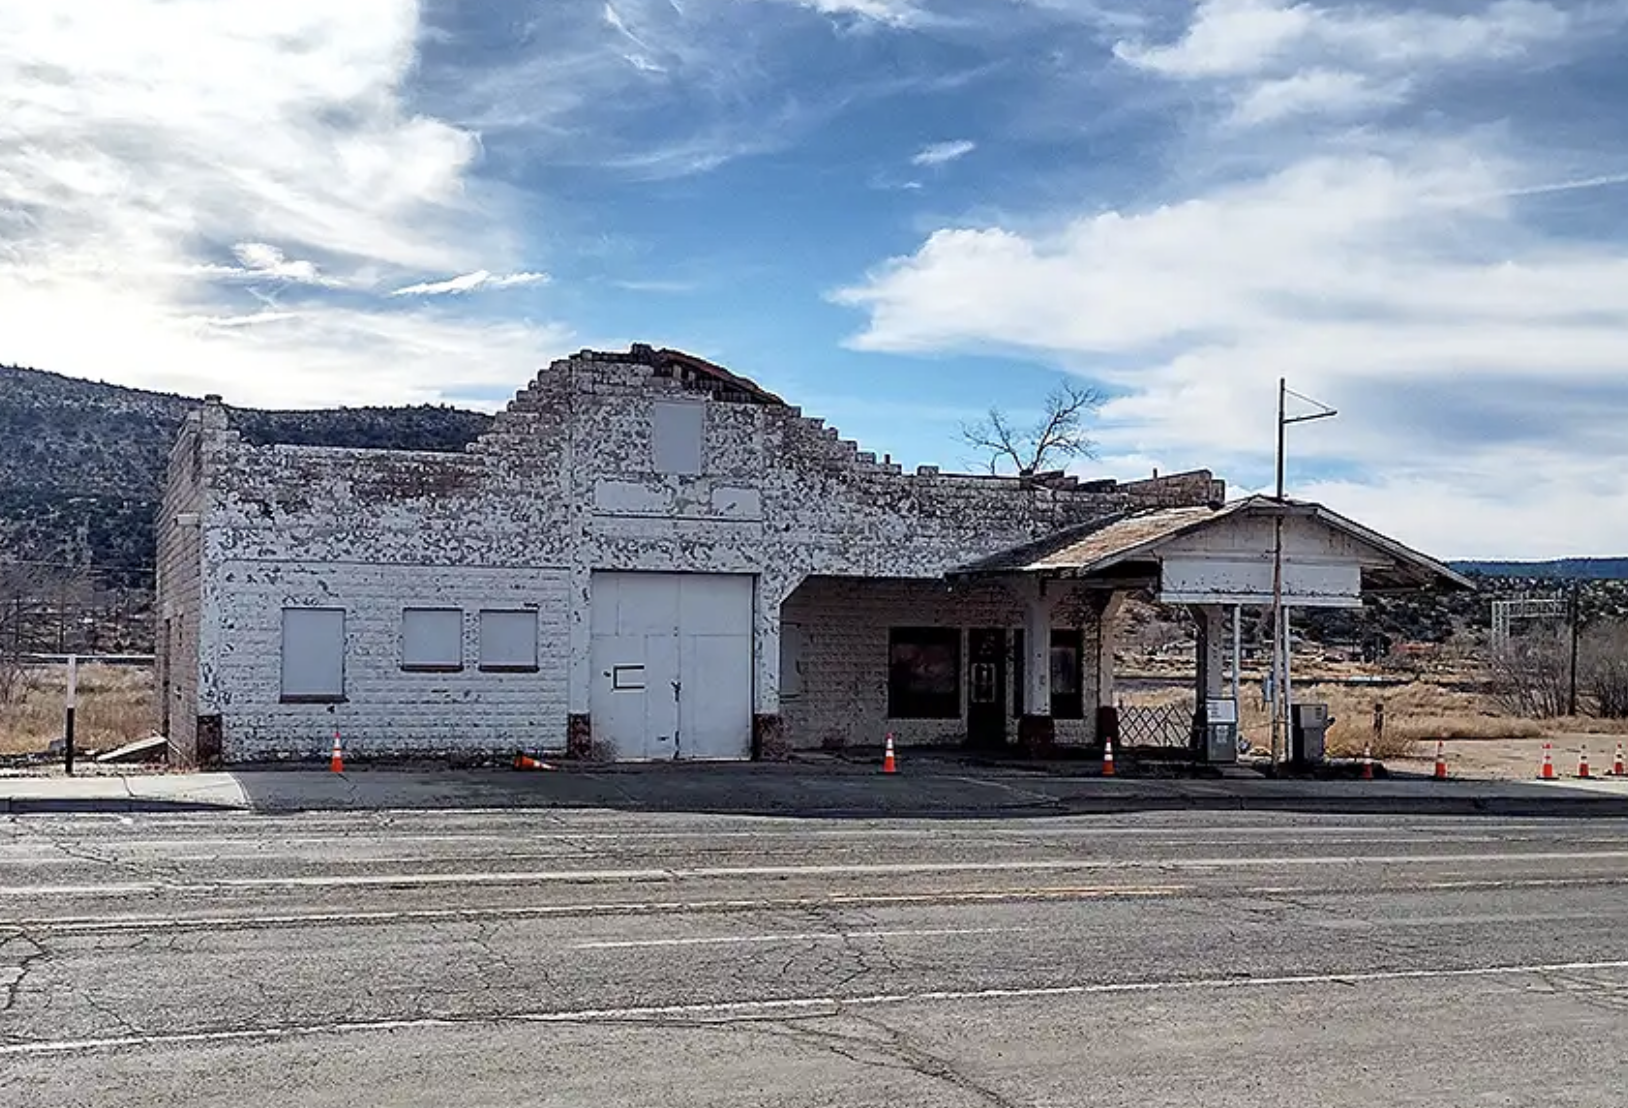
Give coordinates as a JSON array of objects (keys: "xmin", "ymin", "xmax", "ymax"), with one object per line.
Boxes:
[
  {"xmin": 951, "ymin": 495, "xmax": 1472, "ymax": 592},
  {"xmin": 950, "ymin": 503, "xmax": 1233, "ymax": 579}
]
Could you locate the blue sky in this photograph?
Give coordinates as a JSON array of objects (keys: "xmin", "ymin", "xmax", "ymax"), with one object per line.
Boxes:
[{"xmin": 5, "ymin": 1, "xmax": 1628, "ymax": 558}]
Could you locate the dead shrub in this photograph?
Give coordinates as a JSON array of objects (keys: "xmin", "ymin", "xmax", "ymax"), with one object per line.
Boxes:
[
  {"xmin": 1118, "ymin": 678, "xmax": 1544, "ymax": 761},
  {"xmin": 1489, "ymin": 627, "xmax": 1572, "ymax": 719},
  {"xmin": 0, "ymin": 663, "xmax": 155, "ymax": 756},
  {"xmin": 1585, "ymin": 621, "xmax": 1628, "ymax": 719}
]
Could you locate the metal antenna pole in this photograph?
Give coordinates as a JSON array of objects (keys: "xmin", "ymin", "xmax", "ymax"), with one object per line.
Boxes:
[
  {"xmin": 1270, "ymin": 379, "xmax": 1286, "ymax": 766},
  {"xmin": 1268, "ymin": 379, "xmax": 1337, "ymax": 769}
]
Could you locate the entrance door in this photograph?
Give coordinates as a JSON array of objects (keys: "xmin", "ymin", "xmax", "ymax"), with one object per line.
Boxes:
[
  {"xmin": 590, "ymin": 572, "xmax": 754, "ymax": 760},
  {"xmin": 967, "ymin": 628, "xmax": 1007, "ymax": 749}
]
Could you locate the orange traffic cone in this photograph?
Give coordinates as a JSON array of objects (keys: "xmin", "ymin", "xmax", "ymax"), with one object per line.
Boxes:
[
  {"xmin": 1433, "ymin": 740, "xmax": 1448, "ymax": 781},
  {"xmin": 1613, "ymin": 743, "xmax": 1625, "ymax": 776},
  {"xmin": 329, "ymin": 730, "xmax": 344, "ymax": 774},
  {"xmin": 1539, "ymin": 742, "xmax": 1555, "ymax": 780},
  {"xmin": 882, "ymin": 734, "xmax": 897, "ymax": 774},
  {"xmin": 1361, "ymin": 742, "xmax": 1374, "ymax": 780},
  {"xmin": 513, "ymin": 752, "xmax": 555, "ymax": 771},
  {"xmin": 1102, "ymin": 738, "xmax": 1116, "ymax": 777},
  {"xmin": 1577, "ymin": 746, "xmax": 1591, "ymax": 779}
]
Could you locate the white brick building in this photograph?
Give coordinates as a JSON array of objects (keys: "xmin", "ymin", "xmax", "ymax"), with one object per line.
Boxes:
[{"xmin": 156, "ymin": 345, "xmax": 1227, "ymax": 766}]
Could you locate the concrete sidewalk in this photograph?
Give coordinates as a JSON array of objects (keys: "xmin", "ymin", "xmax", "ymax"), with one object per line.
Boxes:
[{"xmin": 6, "ymin": 760, "xmax": 1628, "ymax": 817}]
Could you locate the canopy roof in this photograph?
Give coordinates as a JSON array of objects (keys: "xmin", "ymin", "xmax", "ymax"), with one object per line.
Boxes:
[{"xmin": 952, "ymin": 495, "xmax": 1473, "ymax": 595}]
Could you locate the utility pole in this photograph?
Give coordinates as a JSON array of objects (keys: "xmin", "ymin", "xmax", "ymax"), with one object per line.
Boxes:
[
  {"xmin": 1269, "ymin": 378, "xmax": 1337, "ymax": 768},
  {"xmin": 1270, "ymin": 380, "xmax": 1286, "ymax": 766}
]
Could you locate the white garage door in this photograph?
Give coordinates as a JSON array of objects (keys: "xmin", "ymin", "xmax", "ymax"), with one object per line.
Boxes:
[{"xmin": 590, "ymin": 572, "xmax": 754, "ymax": 760}]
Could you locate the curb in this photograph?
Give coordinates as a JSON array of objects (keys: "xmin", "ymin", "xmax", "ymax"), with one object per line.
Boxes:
[
  {"xmin": 8, "ymin": 790, "xmax": 1628, "ymax": 819},
  {"xmin": 1, "ymin": 798, "xmax": 243, "ymax": 815}
]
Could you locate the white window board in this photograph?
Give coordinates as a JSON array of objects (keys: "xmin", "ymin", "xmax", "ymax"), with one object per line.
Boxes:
[
  {"xmin": 480, "ymin": 609, "xmax": 539, "ymax": 671},
  {"xmin": 281, "ymin": 607, "xmax": 345, "ymax": 701},
  {"xmin": 652, "ymin": 402, "xmax": 704, "ymax": 475},
  {"xmin": 402, "ymin": 608, "xmax": 463, "ymax": 671}
]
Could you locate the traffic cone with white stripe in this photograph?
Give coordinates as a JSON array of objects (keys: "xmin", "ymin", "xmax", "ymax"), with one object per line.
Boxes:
[
  {"xmin": 1433, "ymin": 740, "xmax": 1448, "ymax": 781},
  {"xmin": 1102, "ymin": 738, "xmax": 1116, "ymax": 777},
  {"xmin": 1361, "ymin": 742, "xmax": 1374, "ymax": 780},
  {"xmin": 1577, "ymin": 746, "xmax": 1591, "ymax": 779},
  {"xmin": 882, "ymin": 733, "xmax": 897, "ymax": 774},
  {"xmin": 1539, "ymin": 742, "xmax": 1555, "ymax": 780},
  {"xmin": 1613, "ymin": 743, "xmax": 1625, "ymax": 776},
  {"xmin": 329, "ymin": 729, "xmax": 344, "ymax": 774},
  {"xmin": 513, "ymin": 751, "xmax": 555, "ymax": 771}
]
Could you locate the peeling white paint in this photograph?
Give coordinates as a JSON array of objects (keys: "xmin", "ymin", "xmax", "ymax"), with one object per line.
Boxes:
[{"xmin": 157, "ymin": 349, "xmax": 1219, "ymax": 762}]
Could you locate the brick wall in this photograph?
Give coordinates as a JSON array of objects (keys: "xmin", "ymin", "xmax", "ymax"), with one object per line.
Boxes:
[
  {"xmin": 154, "ymin": 410, "xmax": 205, "ymax": 764},
  {"xmin": 780, "ymin": 576, "xmax": 1108, "ymax": 749},
  {"xmin": 209, "ymin": 562, "xmax": 569, "ymax": 761}
]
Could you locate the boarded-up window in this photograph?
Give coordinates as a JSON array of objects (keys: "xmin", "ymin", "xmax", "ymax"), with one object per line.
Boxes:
[
  {"xmin": 281, "ymin": 608, "xmax": 345, "ymax": 702},
  {"xmin": 402, "ymin": 608, "xmax": 463, "ymax": 672},
  {"xmin": 480, "ymin": 609, "xmax": 538, "ymax": 672},
  {"xmin": 652, "ymin": 401, "xmax": 704, "ymax": 475}
]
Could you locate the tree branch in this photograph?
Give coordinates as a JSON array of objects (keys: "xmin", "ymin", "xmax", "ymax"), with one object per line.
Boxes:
[{"xmin": 960, "ymin": 380, "xmax": 1103, "ymax": 475}]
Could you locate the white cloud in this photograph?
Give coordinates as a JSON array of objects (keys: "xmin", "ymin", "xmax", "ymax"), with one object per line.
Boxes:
[
  {"xmin": 0, "ymin": 1, "xmax": 564, "ymax": 408},
  {"xmin": 912, "ymin": 139, "xmax": 977, "ymax": 167},
  {"xmin": 776, "ymin": 0, "xmax": 925, "ymax": 26},
  {"xmin": 832, "ymin": 143, "xmax": 1628, "ymax": 555},
  {"xmin": 1, "ymin": 271, "xmax": 574, "ymax": 410},
  {"xmin": 1115, "ymin": 0, "xmax": 1575, "ymax": 127},
  {"xmin": 390, "ymin": 271, "xmax": 551, "ymax": 297},
  {"xmin": 186, "ymin": 243, "xmax": 348, "ymax": 288},
  {"xmin": 1115, "ymin": 0, "xmax": 1314, "ymax": 77},
  {"xmin": 1116, "ymin": 0, "xmax": 1572, "ymax": 79},
  {"xmin": 1228, "ymin": 68, "xmax": 1408, "ymax": 125}
]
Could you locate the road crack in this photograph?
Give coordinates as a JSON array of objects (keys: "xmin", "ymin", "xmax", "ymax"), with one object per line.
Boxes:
[{"xmin": 0, "ymin": 929, "xmax": 50, "ymax": 1016}]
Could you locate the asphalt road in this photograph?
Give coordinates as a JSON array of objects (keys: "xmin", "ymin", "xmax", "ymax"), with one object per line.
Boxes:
[{"xmin": 5, "ymin": 807, "xmax": 1628, "ymax": 1106}]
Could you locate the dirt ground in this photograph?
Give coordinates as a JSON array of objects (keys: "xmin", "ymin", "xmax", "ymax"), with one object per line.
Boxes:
[{"xmin": 1391, "ymin": 734, "xmax": 1628, "ymax": 781}]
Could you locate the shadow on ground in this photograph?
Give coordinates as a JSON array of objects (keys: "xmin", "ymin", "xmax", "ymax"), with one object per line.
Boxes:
[{"xmin": 207, "ymin": 753, "xmax": 1628, "ymax": 821}]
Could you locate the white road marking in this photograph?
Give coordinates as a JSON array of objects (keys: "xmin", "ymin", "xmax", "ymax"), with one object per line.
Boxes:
[
  {"xmin": 571, "ymin": 927, "xmax": 1018, "ymax": 951},
  {"xmin": 9, "ymin": 849, "xmax": 1628, "ymax": 898},
  {"xmin": 10, "ymin": 886, "xmax": 1185, "ymax": 935},
  {"xmin": 6, "ymin": 958, "xmax": 1628, "ymax": 1057}
]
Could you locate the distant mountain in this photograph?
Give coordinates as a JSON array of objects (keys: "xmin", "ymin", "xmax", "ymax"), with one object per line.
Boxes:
[
  {"xmin": 0, "ymin": 364, "xmax": 494, "ymax": 577},
  {"xmin": 1450, "ymin": 558, "xmax": 1628, "ymax": 581}
]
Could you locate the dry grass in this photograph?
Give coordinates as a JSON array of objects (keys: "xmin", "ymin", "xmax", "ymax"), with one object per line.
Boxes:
[
  {"xmin": 0, "ymin": 664, "xmax": 155, "ymax": 756},
  {"xmin": 1120, "ymin": 679, "xmax": 1545, "ymax": 760}
]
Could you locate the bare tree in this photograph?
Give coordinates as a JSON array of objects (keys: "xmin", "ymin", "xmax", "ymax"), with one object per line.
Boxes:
[
  {"xmin": 0, "ymin": 564, "xmax": 46, "ymax": 705},
  {"xmin": 1488, "ymin": 627, "xmax": 1572, "ymax": 719},
  {"xmin": 0, "ymin": 563, "xmax": 100, "ymax": 703},
  {"xmin": 960, "ymin": 381, "xmax": 1103, "ymax": 475}
]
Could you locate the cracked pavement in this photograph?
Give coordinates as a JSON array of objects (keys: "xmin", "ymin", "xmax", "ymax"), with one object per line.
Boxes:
[{"xmin": 4, "ymin": 808, "xmax": 1628, "ymax": 1105}]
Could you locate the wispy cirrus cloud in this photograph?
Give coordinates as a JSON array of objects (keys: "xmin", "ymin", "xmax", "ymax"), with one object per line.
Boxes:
[
  {"xmin": 390, "ymin": 271, "xmax": 551, "ymax": 297},
  {"xmin": 1114, "ymin": 0, "xmax": 1577, "ymax": 126},
  {"xmin": 1114, "ymin": 0, "xmax": 1572, "ymax": 79},
  {"xmin": 188, "ymin": 243, "xmax": 348, "ymax": 288},
  {"xmin": 774, "ymin": 0, "xmax": 926, "ymax": 27},
  {"xmin": 912, "ymin": 139, "xmax": 977, "ymax": 166}
]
